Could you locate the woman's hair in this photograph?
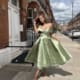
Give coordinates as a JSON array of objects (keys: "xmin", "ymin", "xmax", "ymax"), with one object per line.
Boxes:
[
  {"xmin": 35, "ymin": 11, "xmax": 47, "ymax": 26},
  {"xmin": 38, "ymin": 11, "xmax": 52, "ymax": 23},
  {"xmin": 38, "ymin": 11, "xmax": 47, "ymax": 23},
  {"xmin": 35, "ymin": 18, "xmax": 44, "ymax": 26},
  {"xmin": 38, "ymin": 11, "xmax": 46, "ymax": 18}
]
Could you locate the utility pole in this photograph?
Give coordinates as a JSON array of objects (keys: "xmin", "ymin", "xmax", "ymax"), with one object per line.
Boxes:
[
  {"xmin": 72, "ymin": 0, "xmax": 74, "ymax": 40},
  {"xmin": 72, "ymin": 0, "xmax": 74, "ymax": 26}
]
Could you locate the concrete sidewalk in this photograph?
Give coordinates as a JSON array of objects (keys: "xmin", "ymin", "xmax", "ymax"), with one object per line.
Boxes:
[
  {"xmin": 39, "ymin": 32, "xmax": 80, "ymax": 80},
  {"xmin": 0, "ymin": 32, "xmax": 80, "ymax": 80}
]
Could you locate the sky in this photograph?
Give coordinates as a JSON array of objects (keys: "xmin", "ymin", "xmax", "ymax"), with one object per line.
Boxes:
[{"xmin": 50, "ymin": 0, "xmax": 80, "ymax": 24}]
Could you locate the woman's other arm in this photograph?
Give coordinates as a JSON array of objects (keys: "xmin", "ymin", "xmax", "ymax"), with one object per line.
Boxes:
[
  {"xmin": 50, "ymin": 23, "xmax": 60, "ymax": 41},
  {"xmin": 33, "ymin": 20, "xmax": 38, "ymax": 33}
]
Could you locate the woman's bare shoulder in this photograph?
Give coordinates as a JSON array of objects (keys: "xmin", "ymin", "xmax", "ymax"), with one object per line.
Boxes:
[
  {"xmin": 46, "ymin": 22, "xmax": 52, "ymax": 26},
  {"xmin": 47, "ymin": 23, "xmax": 53, "ymax": 27}
]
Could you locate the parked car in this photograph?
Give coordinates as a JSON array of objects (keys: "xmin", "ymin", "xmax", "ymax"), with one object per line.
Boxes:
[
  {"xmin": 68, "ymin": 30, "xmax": 80, "ymax": 39},
  {"xmin": 62, "ymin": 30, "xmax": 71, "ymax": 36}
]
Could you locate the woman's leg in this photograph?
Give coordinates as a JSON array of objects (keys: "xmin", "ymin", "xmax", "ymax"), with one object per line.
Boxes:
[
  {"xmin": 33, "ymin": 69, "xmax": 41, "ymax": 80},
  {"xmin": 42, "ymin": 68, "xmax": 48, "ymax": 76}
]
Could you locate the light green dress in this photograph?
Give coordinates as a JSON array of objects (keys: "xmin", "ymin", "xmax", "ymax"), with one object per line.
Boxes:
[{"xmin": 25, "ymin": 26, "xmax": 72, "ymax": 69}]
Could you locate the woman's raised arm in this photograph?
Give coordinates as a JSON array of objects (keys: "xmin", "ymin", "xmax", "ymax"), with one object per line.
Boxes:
[
  {"xmin": 33, "ymin": 20, "xmax": 38, "ymax": 33},
  {"xmin": 50, "ymin": 23, "xmax": 60, "ymax": 41}
]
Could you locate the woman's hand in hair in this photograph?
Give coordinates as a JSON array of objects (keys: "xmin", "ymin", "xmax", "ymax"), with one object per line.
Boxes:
[{"xmin": 33, "ymin": 15, "xmax": 38, "ymax": 22}]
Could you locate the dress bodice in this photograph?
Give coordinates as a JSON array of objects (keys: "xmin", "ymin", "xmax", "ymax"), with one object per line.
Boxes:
[{"xmin": 37, "ymin": 26, "xmax": 53, "ymax": 34}]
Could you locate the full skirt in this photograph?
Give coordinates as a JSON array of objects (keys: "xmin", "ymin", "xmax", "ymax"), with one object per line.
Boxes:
[{"xmin": 25, "ymin": 36, "xmax": 72, "ymax": 69}]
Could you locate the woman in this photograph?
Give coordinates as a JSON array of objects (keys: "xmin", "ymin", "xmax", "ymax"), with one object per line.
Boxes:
[{"xmin": 25, "ymin": 11, "xmax": 72, "ymax": 80}]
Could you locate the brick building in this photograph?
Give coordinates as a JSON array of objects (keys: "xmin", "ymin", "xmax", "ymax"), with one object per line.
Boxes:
[
  {"xmin": 0, "ymin": 0, "xmax": 28, "ymax": 67},
  {"xmin": 68, "ymin": 13, "xmax": 80, "ymax": 30},
  {"xmin": 26, "ymin": 0, "xmax": 55, "ymax": 29},
  {"xmin": 0, "ymin": 0, "xmax": 28, "ymax": 49},
  {"xmin": 0, "ymin": 0, "xmax": 54, "ymax": 67}
]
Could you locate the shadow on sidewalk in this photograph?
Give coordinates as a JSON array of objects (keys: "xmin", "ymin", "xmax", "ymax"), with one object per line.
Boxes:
[{"xmin": 41, "ymin": 67, "xmax": 72, "ymax": 77}]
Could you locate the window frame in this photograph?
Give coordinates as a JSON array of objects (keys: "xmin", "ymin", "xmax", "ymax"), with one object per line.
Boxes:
[
  {"xmin": 27, "ymin": 8, "xmax": 34, "ymax": 19},
  {"xmin": 8, "ymin": 0, "xmax": 19, "ymax": 7}
]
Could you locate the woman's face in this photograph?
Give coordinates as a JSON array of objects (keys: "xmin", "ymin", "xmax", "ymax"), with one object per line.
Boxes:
[{"xmin": 39, "ymin": 15, "xmax": 45, "ymax": 23}]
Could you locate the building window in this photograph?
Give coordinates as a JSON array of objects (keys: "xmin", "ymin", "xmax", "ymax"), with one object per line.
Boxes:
[
  {"xmin": 27, "ymin": 8, "xmax": 34, "ymax": 29},
  {"xmin": 27, "ymin": 8, "xmax": 33, "ymax": 18},
  {"xmin": 11, "ymin": 0, "xmax": 17, "ymax": 6}
]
